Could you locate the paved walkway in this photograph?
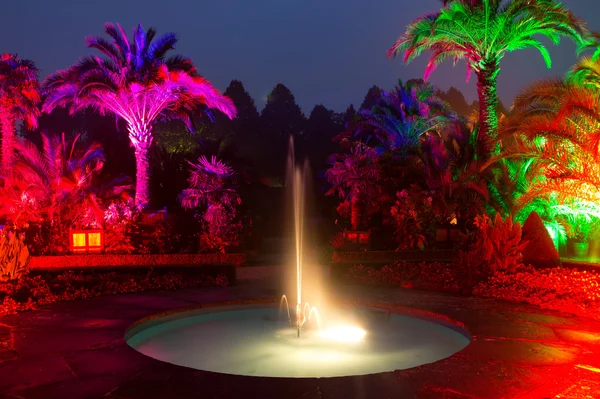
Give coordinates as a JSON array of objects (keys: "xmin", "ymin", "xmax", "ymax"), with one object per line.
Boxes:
[{"xmin": 0, "ymin": 266, "xmax": 599, "ymax": 399}]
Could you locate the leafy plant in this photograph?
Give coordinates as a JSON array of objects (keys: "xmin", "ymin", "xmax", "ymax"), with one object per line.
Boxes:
[
  {"xmin": 326, "ymin": 144, "xmax": 383, "ymax": 230},
  {"xmin": 0, "ymin": 231, "xmax": 30, "ymax": 281},
  {"xmin": 0, "ymin": 53, "xmax": 40, "ymax": 180},
  {"xmin": 180, "ymin": 156, "xmax": 242, "ymax": 253},
  {"xmin": 104, "ymin": 200, "xmax": 140, "ymax": 254},
  {"xmin": 390, "ymin": 187, "xmax": 437, "ymax": 250},
  {"xmin": 473, "ymin": 214, "xmax": 528, "ymax": 273}
]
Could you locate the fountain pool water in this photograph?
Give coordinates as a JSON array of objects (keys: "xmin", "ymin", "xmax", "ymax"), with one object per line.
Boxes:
[
  {"xmin": 126, "ymin": 304, "xmax": 470, "ymax": 378},
  {"xmin": 126, "ymin": 137, "xmax": 471, "ymax": 377}
]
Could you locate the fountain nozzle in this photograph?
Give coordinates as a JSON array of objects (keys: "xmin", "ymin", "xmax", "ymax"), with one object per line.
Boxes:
[{"xmin": 296, "ymin": 303, "xmax": 304, "ymax": 338}]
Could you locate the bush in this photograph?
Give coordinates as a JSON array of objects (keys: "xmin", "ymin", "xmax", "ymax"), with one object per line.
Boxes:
[
  {"xmin": 521, "ymin": 211, "xmax": 560, "ymax": 269},
  {"xmin": 0, "ymin": 270, "xmax": 229, "ymax": 318}
]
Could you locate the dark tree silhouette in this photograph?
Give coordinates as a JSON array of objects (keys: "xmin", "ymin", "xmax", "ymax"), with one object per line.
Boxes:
[{"xmin": 359, "ymin": 86, "xmax": 382, "ymax": 110}]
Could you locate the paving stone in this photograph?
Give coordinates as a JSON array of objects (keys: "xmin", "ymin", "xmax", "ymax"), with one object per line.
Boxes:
[
  {"xmin": 458, "ymin": 339, "xmax": 581, "ymax": 366},
  {"xmin": 12, "ymin": 327, "xmax": 123, "ymax": 357},
  {"xmin": 0, "ymin": 354, "xmax": 75, "ymax": 392}
]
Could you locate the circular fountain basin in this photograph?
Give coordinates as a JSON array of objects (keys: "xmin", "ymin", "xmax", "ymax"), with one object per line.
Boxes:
[{"xmin": 126, "ymin": 304, "xmax": 470, "ymax": 378}]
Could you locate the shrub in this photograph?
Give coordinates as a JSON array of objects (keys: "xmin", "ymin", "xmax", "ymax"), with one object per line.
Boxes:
[
  {"xmin": 0, "ymin": 231, "xmax": 30, "ymax": 281},
  {"xmin": 470, "ymin": 214, "xmax": 528, "ymax": 273},
  {"xmin": 521, "ymin": 211, "xmax": 560, "ymax": 269},
  {"xmin": 104, "ymin": 200, "xmax": 140, "ymax": 254},
  {"xmin": 180, "ymin": 156, "xmax": 242, "ymax": 254},
  {"xmin": 389, "ymin": 187, "xmax": 437, "ymax": 250}
]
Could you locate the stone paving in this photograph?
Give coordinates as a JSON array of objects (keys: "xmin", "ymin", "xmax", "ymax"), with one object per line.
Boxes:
[{"xmin": 0, "ymin": 266, "xmax": 599, "ymax": 399}]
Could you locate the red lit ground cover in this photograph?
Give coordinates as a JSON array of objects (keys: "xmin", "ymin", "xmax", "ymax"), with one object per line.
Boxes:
[
  {"xmin": 345, "ymin": 262, "xmax": 600, "ymax": 321},
  {"xmin": 0, "ymin": 271, "xmax": 228, "ymax": 318}
]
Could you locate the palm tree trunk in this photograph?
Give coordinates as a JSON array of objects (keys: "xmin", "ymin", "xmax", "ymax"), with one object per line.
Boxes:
[
  {"xmin": 0, "ymin": 111, "xmax": 16, "ymax": 184},
  {"xmin": 350, "ymin": 197, "xmax": 360, "ymax": 230},
  {"xmin": 134, "ymin": 143, "xmax": 151, "ymax": 209},
  {"xmin": 476, "ymin": 60, "xmax": 500, "ymax": 156}
]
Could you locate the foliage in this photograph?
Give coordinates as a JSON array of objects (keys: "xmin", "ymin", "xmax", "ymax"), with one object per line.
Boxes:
[
  {"xmin": 390, "ymin": 187, "xmax": 437, "ymax": 250},
  {"xmin": 42, "ymin": 22, "xmax": 236, "ymax": 207},
  {"xmin": 0, "ymin": 53, "xmax": 40, "ymax": 129},
  {"xmin": 389, "ymin": 0, "xmax": 591, "ymax": 144},
  {"xmin": 180, "ymin": 156, "xmax": 242, "ymax": 253},
  {"xmin": 0, "ymin": 132, "xmax": 131, "ymax": 254},
  {"xmin": 0, "ymin": 231, "xmax": 30, "ymax": 282},
  {"xmin": 470, "ymin": 214, "xmax": 528, "ymax": 273},
  {"xmin": 500, "ymin": 74, "xmax": 600, "ymax": 205},
  {"xmin": 0, "ymin": 54, "xmax": 41, "ymax": 181},
  {"xmin": 326, "ymin": 144, "xmax": 383, "ymax": 230},
  {"xmin": 103, "ymin": 199, "xmax": 140, "ymax": 253},
  {"xmin": 0, "ymin": 270, "xmax": 228, "ymax": 318},
  {"xmin": 551, "ymin": 200, "xmax": 600, "ymax": 242},
  {"xmin": 355, "ymin": 79, "xmax": 454, "ymax": 156},
  {"xmin": 474, "ymin": 266, "xmax": 600, "ymax": 321}
]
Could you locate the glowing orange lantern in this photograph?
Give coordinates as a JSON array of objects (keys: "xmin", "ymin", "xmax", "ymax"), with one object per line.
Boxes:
[{"xmin": 69, "ymin": 230, "xmax": 104, "ymax": 253}]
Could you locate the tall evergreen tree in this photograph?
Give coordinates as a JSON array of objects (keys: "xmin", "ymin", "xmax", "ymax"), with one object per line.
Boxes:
[{"xmin": 359, "ymin": 86, "xmax": 382, "ymax": 110}]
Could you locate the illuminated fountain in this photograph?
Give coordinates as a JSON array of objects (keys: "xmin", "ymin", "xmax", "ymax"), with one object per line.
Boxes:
[
  {"xmin": 126, "ymin": 137, "xmax": 470, "ymax": 378},
  {"xmin": 280, "ymin": 136, "xmax": 364, "ymax": 341}
]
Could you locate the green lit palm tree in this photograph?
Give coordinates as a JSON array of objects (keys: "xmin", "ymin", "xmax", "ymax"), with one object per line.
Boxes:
[
  {"xmin": 0, "ymin": 54, "xmax": 40, "ymax": 180},
  {"xmin": 43, "ymin": 23, "xmax": 236, "ymax": 208},
  {"xmin": 568, "ymin": 49, "xmax": 600, "ymax": 90},
  {"xmin": 388, "ymin": 0, "xmax": 590, "ymax": 150}
]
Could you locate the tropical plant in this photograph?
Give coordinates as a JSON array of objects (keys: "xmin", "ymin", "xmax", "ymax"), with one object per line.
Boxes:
[
  {"xmin": 180, "ymin": 156, "xmax": 241, "ymax": 253},
  {"xmin": 42, "ymin": 23, "xmax": 237, "ymax": 208},
  {"xmin": 409, "ymin": 121, "xmax": 492, "ymax": 225},
  {"xmin": 388, "ymin": 0, "xmax": 590, "ymax": 149},
  {"xmin": 0, "ymin": 132, "xmax": 131, "ymax": 253},
  {"xmin": 390, "ymin": 186, "xmax": 437, "ymax": 250},
  {"xmin": 325, "ymin": 144, "xmax": 383, "ymax": 230},
  {"xmin": 0, "ymin": 54, "xmax": 40, "ymax": 180},
  {"xmin": 0, "ymin": 230, "xmax": 30, "ymax": 281},
  {"xmin": 469, "ymin": 214, "xmax": 528, "ymax": 274},
  {"xmin": 500, "ymin": 78, "xmax": 600, "ymax": 204},
  {"xmin": 355, "ymin": 79, "xmax": 454, "ymax": 156}
]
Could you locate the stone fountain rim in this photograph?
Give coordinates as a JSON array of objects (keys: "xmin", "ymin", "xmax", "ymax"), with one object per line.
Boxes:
[{"xmin": 124, "ymin": 297, "xmax": 472, "ymax": 343}]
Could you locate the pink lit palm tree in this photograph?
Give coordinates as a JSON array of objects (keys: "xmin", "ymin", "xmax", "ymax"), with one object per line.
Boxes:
[
  {"xmin": 42, "ymin": 23, "xmax": 237, "ymax": 208},
  {"xmin": 0, "ymin": 54, "xmax": 40, "ymax": 181}
]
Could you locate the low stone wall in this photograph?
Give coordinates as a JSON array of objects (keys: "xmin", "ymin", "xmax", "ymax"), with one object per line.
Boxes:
[{"xmin": 29, "ymin": 253, "xmax": 245, "ymax": 269}]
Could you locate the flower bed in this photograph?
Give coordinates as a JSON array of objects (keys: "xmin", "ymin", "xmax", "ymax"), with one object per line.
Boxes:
[
  {"xmin": 0, "ymin": 270, "xmax": 229, "ymax": 318},
  {"xmin": 29, "ymin": 253, "xmax": 246, "ymax": 269},
  {"xmin": 345, "ymin": 262, "xmax": 600, "ymax": 320},
  {"xmin": 474, "ymin": 266, "xmax": 600, "ymax": 321}
]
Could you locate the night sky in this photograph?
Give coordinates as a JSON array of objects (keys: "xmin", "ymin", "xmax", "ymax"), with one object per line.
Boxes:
[{"xmin": 2, "ymin": 0, "xmax": 599, "ymax": 112}]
